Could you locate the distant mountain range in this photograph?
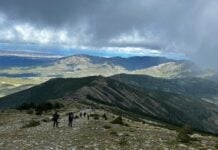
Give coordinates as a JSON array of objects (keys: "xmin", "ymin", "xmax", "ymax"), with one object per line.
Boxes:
[
  {"xmin": 0, "ymin": 54, "xmax": 199, "ymax": 78},
  {"xmin": 0, "ymin": 74, "xmax": 218, "ymax": 134},
  {"xmin": 0, "ymin": 56, "xmax": 57, "ymax": 68},
  {"xmin": 1, "ymin": 54, "xmax": 218, "ymax": 98}
]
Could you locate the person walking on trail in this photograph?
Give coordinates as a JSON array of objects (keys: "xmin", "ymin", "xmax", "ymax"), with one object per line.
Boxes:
[
  {"xmin": 52, "ymin": 111, "xmax": 60, "ymax": 127},
  {"xmin": 68, "ymin": 112, "xmax": 74, "ymax": 127},
  {"xmin": 103, "ymin": 113, "xmax": 107, "ymax": 120}
]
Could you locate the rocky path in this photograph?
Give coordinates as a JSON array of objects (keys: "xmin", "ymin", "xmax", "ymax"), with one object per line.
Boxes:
[{"xmin": 0, "ymin": 109, "xmax": 218, "ymax": 150}]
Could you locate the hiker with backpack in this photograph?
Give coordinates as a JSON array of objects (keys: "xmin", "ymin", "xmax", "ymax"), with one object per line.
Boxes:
[
  {"xmin": 80, "ymin": 112, "xmax": 83, "ymax": 118},
  {"xmin": 68, "ymin": 112, "xmax": 74, "ymax": 127},
  {"xmin": 52, "ymin": 111, "xmax": 60, "ymax": 127}
]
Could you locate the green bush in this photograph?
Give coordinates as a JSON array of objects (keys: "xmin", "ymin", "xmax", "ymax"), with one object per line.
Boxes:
[
  {"xmin": 41, "ymin": 118, "xmax": 51, "ymax": 122},
  {"xmin": 215, "ymin": 143, "xmax": 218, "ymax": 149},
  {"xmin": 35, "ymin": 110, "xmax": 43, "ymax": 116},
  {"xmin": 111, "ymin": 116, "xmax": 129, "ymax": 126},
  {"xmin": 177, "ymin": 131, "xmax": 191, "ymax": 143},
  {"xmin": 182, "ymin": 124, "xmax": 193, "ymax": 134},
  {"xmin": 103, "ymin": 125, "xmax": 111, "ymax": 129},
  {"xmin": 17, "ymin": 102, "xmax": 64, "ymax": 113},
  {"xmin": 176, "ymin": 125, "xmax": 192, "ymax": 143},
  {"xmin": 17, "ymin": 102, "xmax": 36, "ymax": 110},
  {"xmin": 111, "ymin": 116, "xmax": 123, "ymax": 124},
  {"xmin": 110, "ymin": 131, "xmax": 118, "ymax": 136},
  {"xmin": 26, "ymin": 110, "xmax": 34, "ymax": 114},
  {"xmin": 22, "ymin": 120, "xmax": 40, "ymax": 128}
]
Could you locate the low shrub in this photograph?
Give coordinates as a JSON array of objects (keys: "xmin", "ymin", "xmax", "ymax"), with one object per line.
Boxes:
[
  {"xmin": 17, "ymin": 102, "xmax": 36, "ymax": 110},
  {"xmin": 17, "ymin": 102, "xmax": 64, "ymax": 113},
  {"xmin": 110, "ymin": 131, "xmax": 118, "ymax": 136},
  {"xmin": 182, "ymin": 124, "xmax": 193, "ymax": 134},
  {"xmin": 35, "ymin": 110, "xmax": 43, "ymax": 116},
  {"xmin": 22, "ymin": 120, "xmax": 40, "ymax": 128},
  {"xmin": 215, "ymin": 143, "xmax": 218, "ymax": 149},
  {"xmin": 111, "ymin": 116, "xmax": 129, "ymax": 126},
  {"xmin": 177, "ymin": 131, "xmax": 191, "ymax": 143},
  {"xmin": 41, "ymin": 118, "xmax": 51, "ymax": 122},
  {"xmin": 103, "ymin": 125, "xmax": 111, "ymax": 129},
  {"xmin": 26, "ymin": 110, "xmax": 34, "ymax": 114},
  {"xmin": 176, "ymin": 125, "xmax": 192, "ymax": 143}
]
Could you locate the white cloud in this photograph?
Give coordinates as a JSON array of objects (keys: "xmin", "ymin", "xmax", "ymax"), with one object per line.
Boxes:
[
  {"xmin": 0, "ymin": 19, "xmax": 93, "ymax": 49},
  {"xmin": 90, "ymin": 46, "xmax": 162, "ymax": 57},
  {"xmin": 109, "ymin": 30, "xmax": 161, "ymax": 45},
  {"xmin": 13, "ymin": 24, "xmax": 67, "ymax": 44}
]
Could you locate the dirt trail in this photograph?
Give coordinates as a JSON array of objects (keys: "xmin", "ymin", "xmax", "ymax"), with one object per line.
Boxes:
[{"xmin": 0, "ymin": 109, "xmax": 217, "ymax": 150}]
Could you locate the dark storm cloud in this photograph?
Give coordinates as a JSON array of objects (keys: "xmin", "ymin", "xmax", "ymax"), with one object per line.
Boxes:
[
  {"xmin": 0, "ymin": 0, "xmax": 218, "ymax": 67},
  {"xmin": 0, "ymin": 0, "xmax": 102, "ymax": 27}
]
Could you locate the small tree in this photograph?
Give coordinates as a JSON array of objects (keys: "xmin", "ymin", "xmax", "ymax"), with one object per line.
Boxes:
[{"xmin": 17, "ymin": 102, "xmax": 35, "ymax": 110}]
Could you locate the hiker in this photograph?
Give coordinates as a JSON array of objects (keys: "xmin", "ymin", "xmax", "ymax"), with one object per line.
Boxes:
[
  {"xmin": 103, "ymin": 113, "xmax": 107, "ymax": 120},
  {"xmin": 52, "ymin": 111, "xmax": 60, "ymax": 127},
  {"xmin": 83, "ymin": 112, "xmax": 87, "ymax": 117},
  {"xmin": 80, "ymin": 112, "xmax": 83, "ymax": 118},
  {"xmin": 68, "ymin": 112, "xmax": 74, "ymax": 127}
]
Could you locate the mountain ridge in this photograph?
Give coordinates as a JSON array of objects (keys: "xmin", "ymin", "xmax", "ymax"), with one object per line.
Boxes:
[
  {"xmin": 111, "ymin": 73, "xmax": 218, "ymax": 99},
  {"xmin": 0, "ymin": 75, "xmax": 218, "ymax": 134}
]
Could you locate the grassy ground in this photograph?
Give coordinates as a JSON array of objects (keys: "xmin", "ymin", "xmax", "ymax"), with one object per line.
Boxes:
[{"xmin": 0, "ymin": 102, "xmax": 217, "ymax": 150}]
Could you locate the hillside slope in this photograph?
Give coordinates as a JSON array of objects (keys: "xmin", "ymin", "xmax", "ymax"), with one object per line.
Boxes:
[
  {"xmin": 1, "ymin": 107, "xmax": 217, "ymax": 149},
  {"xmin": 132, "ymin": 61, "xmax": 201, "ymax": 78},
  {"xmin": 0, "ymin": 76, "xmax": 218, "ymax": 133},
  {"xmin": 69, "ymin": 77, "xmax": 218, "ymax": 133},
  {"xmin": 0, "ymin": 77, "xmax": 97, "ymax": 108},
  {"xmin": 111, "ymin": 74, "xmax": 218, "ymax": 101}
]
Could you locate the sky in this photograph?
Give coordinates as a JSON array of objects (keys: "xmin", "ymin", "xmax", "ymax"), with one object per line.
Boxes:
[{"xmin": 0, "ymin": 0, "xmax": 218, "ymax": 67}]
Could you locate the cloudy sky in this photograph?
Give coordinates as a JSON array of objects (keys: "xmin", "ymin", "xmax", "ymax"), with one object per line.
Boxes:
[{"xmin": 0, "ymin": 0, "xmax": 218, "ymax": 67}]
